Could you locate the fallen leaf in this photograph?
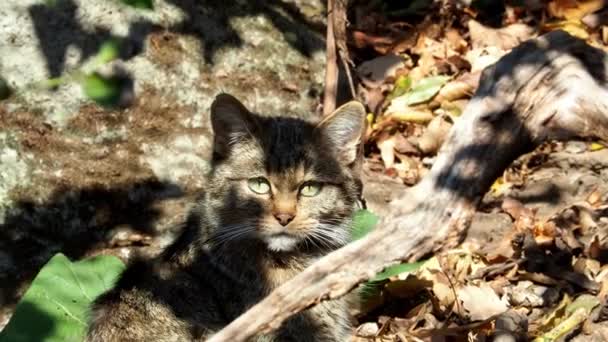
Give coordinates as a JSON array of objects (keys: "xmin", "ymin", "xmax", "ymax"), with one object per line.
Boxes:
[
  {"xmin": 357, "ymin": 54, "xmax": 406, "ymax": 88},
  {"xmin": 457, "ymin": 284, "xmax": 510, "ymax": 321},
  {"xmin": 384, "ymin": 107, "xmax": 434, "ymax": 124},
  {"xmin": 468, "ymin": 20, "xmax": 535, "ymax": 50},
  {"xmin": 355, "ymin": 322, "xmax": 379, "ymax": 337},
  {"xmin": 416, "ymin": 115, "xmax": 452, "ymax": 155},
  {"xmin": 548, "ymin": 0, "xmax": 604, "ymax": 20},
  {"xmin": 417, "ymin": 257, "xmax": 457, "ymax": 308},
  {"xmin": 388, "ymin": 76, "xmax": 450, "ymax": 107},
  {"xmin": 585, "ymin": 188, "xmax": 603, "ymax": 206},
  {"xmin": 589, "ymin": 142, "xmax": 606, "ymax": 151},
  {"xmin": 351, "ymin": 30, "xmax": 395, "ymax": 54},
  {"xmin": 533, "ymin": 294, "xmax": 600, "ymax": 341},
  {"xmin": 543, "ymin": 20, "xmax": 590, "ymax": 39},
  {"xmin": 507, "ymin": 281, "xmax": 553, "ymax": 307},
  {"xmin": 393, "ymin": 134, "xmax": 419, "ymax": 154},
  {"xmin": 377, "ymin": 132, "xmax": 396, "ymax": 169},
  {"xmin": 534, "ymin": 221, "xmax": 558, "ymax": 246},
  {"xmin": 490, "ymin": 176, "xmax": 513, "ymax": 196},
  {"xmin": 445, "ymin": 28, "xmax": 468, "ymax": 53},
  {"xmin": 466, "ymin": 46, "xmax": 508, "ymax": 73},
  {"xmin": 385, "ymin": 75, "xmax": 412, "ymax": 102},
  {"xmin": 435, "ymin": 77, "xmax": 476, "ymax": 103}
]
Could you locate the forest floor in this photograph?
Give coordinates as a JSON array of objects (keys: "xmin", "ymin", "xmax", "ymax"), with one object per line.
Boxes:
[{"xmin": 349, "ymin": 1, "xmax": 608, "ymax": 341}]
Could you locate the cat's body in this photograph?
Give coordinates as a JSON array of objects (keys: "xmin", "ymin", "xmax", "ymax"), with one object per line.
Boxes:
[{"xmin": 86, "ymin": 94, "xmax": 366, "ymax": 341}]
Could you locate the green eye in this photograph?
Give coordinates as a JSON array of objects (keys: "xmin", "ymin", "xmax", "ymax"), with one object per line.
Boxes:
[
  {"xmin": 248, "ymin": 177, "xmax": 271, "ymax": 194},
  {"xmin": 299, "ymin": 182, "xmax": 322, "ymax": 197}
]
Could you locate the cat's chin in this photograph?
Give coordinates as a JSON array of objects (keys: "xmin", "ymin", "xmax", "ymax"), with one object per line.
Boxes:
[{"xmin": 264, "ymin": 234, "xmax": 299, "ymax": 252}]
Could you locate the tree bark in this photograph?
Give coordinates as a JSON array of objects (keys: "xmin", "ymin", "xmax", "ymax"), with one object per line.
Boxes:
[{"xmin": 208, "ymin": 31, "xmax": 608, "ymax": 342}]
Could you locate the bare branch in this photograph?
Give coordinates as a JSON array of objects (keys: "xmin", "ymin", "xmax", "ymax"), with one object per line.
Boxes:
[{"xmin": 208, "ymin": 31, "xmax": 608, "ymax": 342}]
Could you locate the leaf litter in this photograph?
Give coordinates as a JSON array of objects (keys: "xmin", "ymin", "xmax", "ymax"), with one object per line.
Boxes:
[{"xmin": 351, "ymin": 1, "xmax": 608, "ymax": 340}]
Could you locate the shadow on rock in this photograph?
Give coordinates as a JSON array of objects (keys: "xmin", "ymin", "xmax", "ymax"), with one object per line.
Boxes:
[
  {"xmin": 0, "ymin": 179, "xmax": 185, "ymax": 311},
  {"xmin": 28, "ymin": 0, "xmax": 325, "ymax": 77}
]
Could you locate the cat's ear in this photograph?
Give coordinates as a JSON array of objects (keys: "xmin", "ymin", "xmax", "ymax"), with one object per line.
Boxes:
[
  {"xmin": 317, "ymin": 101, "xmax": 366, "ymax": 166},
  {"xmin": 210, "ymin": 94, "xmax": 258, "ymax": 157}
]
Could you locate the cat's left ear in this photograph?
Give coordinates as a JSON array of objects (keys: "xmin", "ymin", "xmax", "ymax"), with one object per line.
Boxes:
[
  {"xmin": 317, "ymin": 101, "xmax": 366, "ymax": 166},
  {"xmin": 210, "ymin": 93, "xmax": 258, "ymax": 158}
]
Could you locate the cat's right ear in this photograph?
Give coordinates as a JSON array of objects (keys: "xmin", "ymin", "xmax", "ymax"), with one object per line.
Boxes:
[{"xmin": 210, "ymin": 94, "xmax": 257, "ymax": 158}]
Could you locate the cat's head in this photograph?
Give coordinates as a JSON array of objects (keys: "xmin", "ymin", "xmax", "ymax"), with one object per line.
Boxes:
[{"xmin": 202, "ymin": 94, "xmax": 366, "ymax": 253}]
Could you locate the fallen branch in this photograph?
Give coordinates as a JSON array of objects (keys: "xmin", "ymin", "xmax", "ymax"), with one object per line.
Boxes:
[{"xmin": 208, "ymin": 31, "xmax": 608, "ymax": 342}]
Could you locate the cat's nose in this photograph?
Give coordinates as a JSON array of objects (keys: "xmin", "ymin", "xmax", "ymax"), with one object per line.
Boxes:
[{"xmin": 274, "ymin": 213, "xmax": 295, "ymax": 226}]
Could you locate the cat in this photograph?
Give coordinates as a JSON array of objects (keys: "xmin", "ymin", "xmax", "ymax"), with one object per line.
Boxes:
[{"xmin": 86, "ymin": 94, "xmax": 366, "ymax": 341}]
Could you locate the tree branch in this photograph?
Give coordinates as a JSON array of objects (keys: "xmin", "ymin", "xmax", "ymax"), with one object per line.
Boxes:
[{"xmin": 208, "ymin": 30, "xmax": 608, "ymax": 342}]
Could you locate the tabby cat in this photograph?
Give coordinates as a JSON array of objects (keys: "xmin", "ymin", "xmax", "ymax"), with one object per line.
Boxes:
[{"xmin": 86, "ymin": 94, "xmax": 366, "ymax": 341}]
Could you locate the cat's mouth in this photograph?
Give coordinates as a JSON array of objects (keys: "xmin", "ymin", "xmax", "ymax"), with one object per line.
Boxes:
[{"xmin": 263, "ymin": 232, "xmax": 299, "ymax": 252}]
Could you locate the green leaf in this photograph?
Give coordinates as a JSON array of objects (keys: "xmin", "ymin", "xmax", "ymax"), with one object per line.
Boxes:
[
  {"xmin": 0, "ymin": 253, "xmax": 125, "ymax": 342},
  {"xmin": 371, "ymin": 260, "xmax": 426, "ymax": 282},
  {"xmin": 351, "ymin": 209, "xmax": 379, "ymax": 241},
  {"xmin": 96, "ymin": 39, "xmax": 121, "ymax": 64},
  {"xmin": 81, "ymin": 73, "xmax": 122, "ymax": 107},
  {"xmin": 120, "ymin": 0, "xmax": 154, "ymax": 10},
  {"xmin": 397, "ymin": 75, "xmax": 450, "ymax": 106},
  {"xmin": 385, "ymin": 75, "xmax": 412, "ymax": 104}
]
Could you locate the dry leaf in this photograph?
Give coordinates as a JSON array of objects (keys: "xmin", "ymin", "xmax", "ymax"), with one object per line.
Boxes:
[
  {"xmin": 417, "ymin": 257, "xmax": 457, "ymax": 308},
  {"xmin": 466, "ymin": 46, "xmax": 508, "ymax": 73},
  {"xmin": 589, "ymin": 142, "xmax": 606, "ymax": 151},
  {"xmin": 435, "ymin": 78, "xmax": 477, "ymax": 103},
  {"xmin": 457, "ymin": 284, "xmax": 510, "ymax": 321},
  {"xmin": 534, "ymin": 221, "xmax": 558, "ymax": 246},
  {"xmin": 385, "ymin": 109, "xmax": 434, "ymax": 124},
  {"xmin": 351, "ymin": 30, "xmax": 394, "ymax": 54},
  {"xmin": 543, "ymin": 20, "xmax": 590, "ymax": 39},
  {"xmin": 393, "ymin": 134, "xmax": 419, "ymax": 154},
  {"xmin": 585, "ymin": 188, "xmax": 602, "ymax": 206},
  {"xmin": 507, "ymin": 281, "xmax": 552, "ymax": 307},
  {"xmin": 490, "ymin": 176, "xmax": 513, "ymax": 196},
  {"xmin": 357, "ymin": 54, "xmax": 406, "ymax": 88},
  {"xmin": 377, "ymin": 132, "xmax": 396, "ymax": 169},
  {"xmin": 445, "ymin": 28, "xmax": 468, "ymax": 53},
  {"xmin": 416, "ymin": 115, "xmax": 452, "ymax": 155},
  {"xmin": 468, "ymin": 20, "xmax": 535, "ymax": 50},
  {"xmin": 548, "ymin": 0, "xmax": 604, "ymax": 20}
]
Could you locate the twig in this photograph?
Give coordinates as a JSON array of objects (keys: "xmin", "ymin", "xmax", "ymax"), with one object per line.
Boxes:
[{"xmin": 323, "ymin": 0, "xmax": 338, "ymax": 116}]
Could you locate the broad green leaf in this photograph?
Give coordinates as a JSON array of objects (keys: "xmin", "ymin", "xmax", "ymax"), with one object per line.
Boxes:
[
  {"xmin": 0, "ymin": 253, "xmax": 125, "ymax": 342},
  {"xmin": 120, "ymin": 0, "xmax": 154, "ymax": 10},
  {"xmin": 371, "ymin": 260, "xmax": 426, "ymax": 282},
  {"xmin": 396, "ymin": 75, "xmax": 450, "ymax": 106},
  {"xmin": 81, "ymin": 73, "xmax": 122, "ymax": 106},
  {"xmin": 351, "ymin": 209, "xmax": 379, "ymax": 241},
  {"xmin": 96, "ymin": 39, "xmax": 121, "ymax": 64}
]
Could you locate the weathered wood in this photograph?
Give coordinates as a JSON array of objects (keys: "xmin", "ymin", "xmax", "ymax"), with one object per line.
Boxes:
[{"xmin": 208, "ymin": 31, "xmax": 608, "ymax": 342}]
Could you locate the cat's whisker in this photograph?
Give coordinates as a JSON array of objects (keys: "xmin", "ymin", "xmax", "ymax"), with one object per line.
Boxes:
[
  {"xmin": 313, "ymin": 224, "xmax": 350, "ymax": 247},
  {"xmin": 206, "ymin": 223, "xmax": 257, "ymax": 247}
]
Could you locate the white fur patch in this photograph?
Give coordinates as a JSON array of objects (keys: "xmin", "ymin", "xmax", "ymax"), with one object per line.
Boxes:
[{"xmin": 264, "ymin": 234, "xmax": 298, "ymax": 252}]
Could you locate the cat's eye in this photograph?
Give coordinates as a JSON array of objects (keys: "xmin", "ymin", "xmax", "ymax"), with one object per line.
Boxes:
[
  {"xmin": 299, "ymin": 182, "xmax": 322, "ymax": 197},
  {"xmin": 248, "ymin": 177, "xmax": 271, "ymax": 194}
]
